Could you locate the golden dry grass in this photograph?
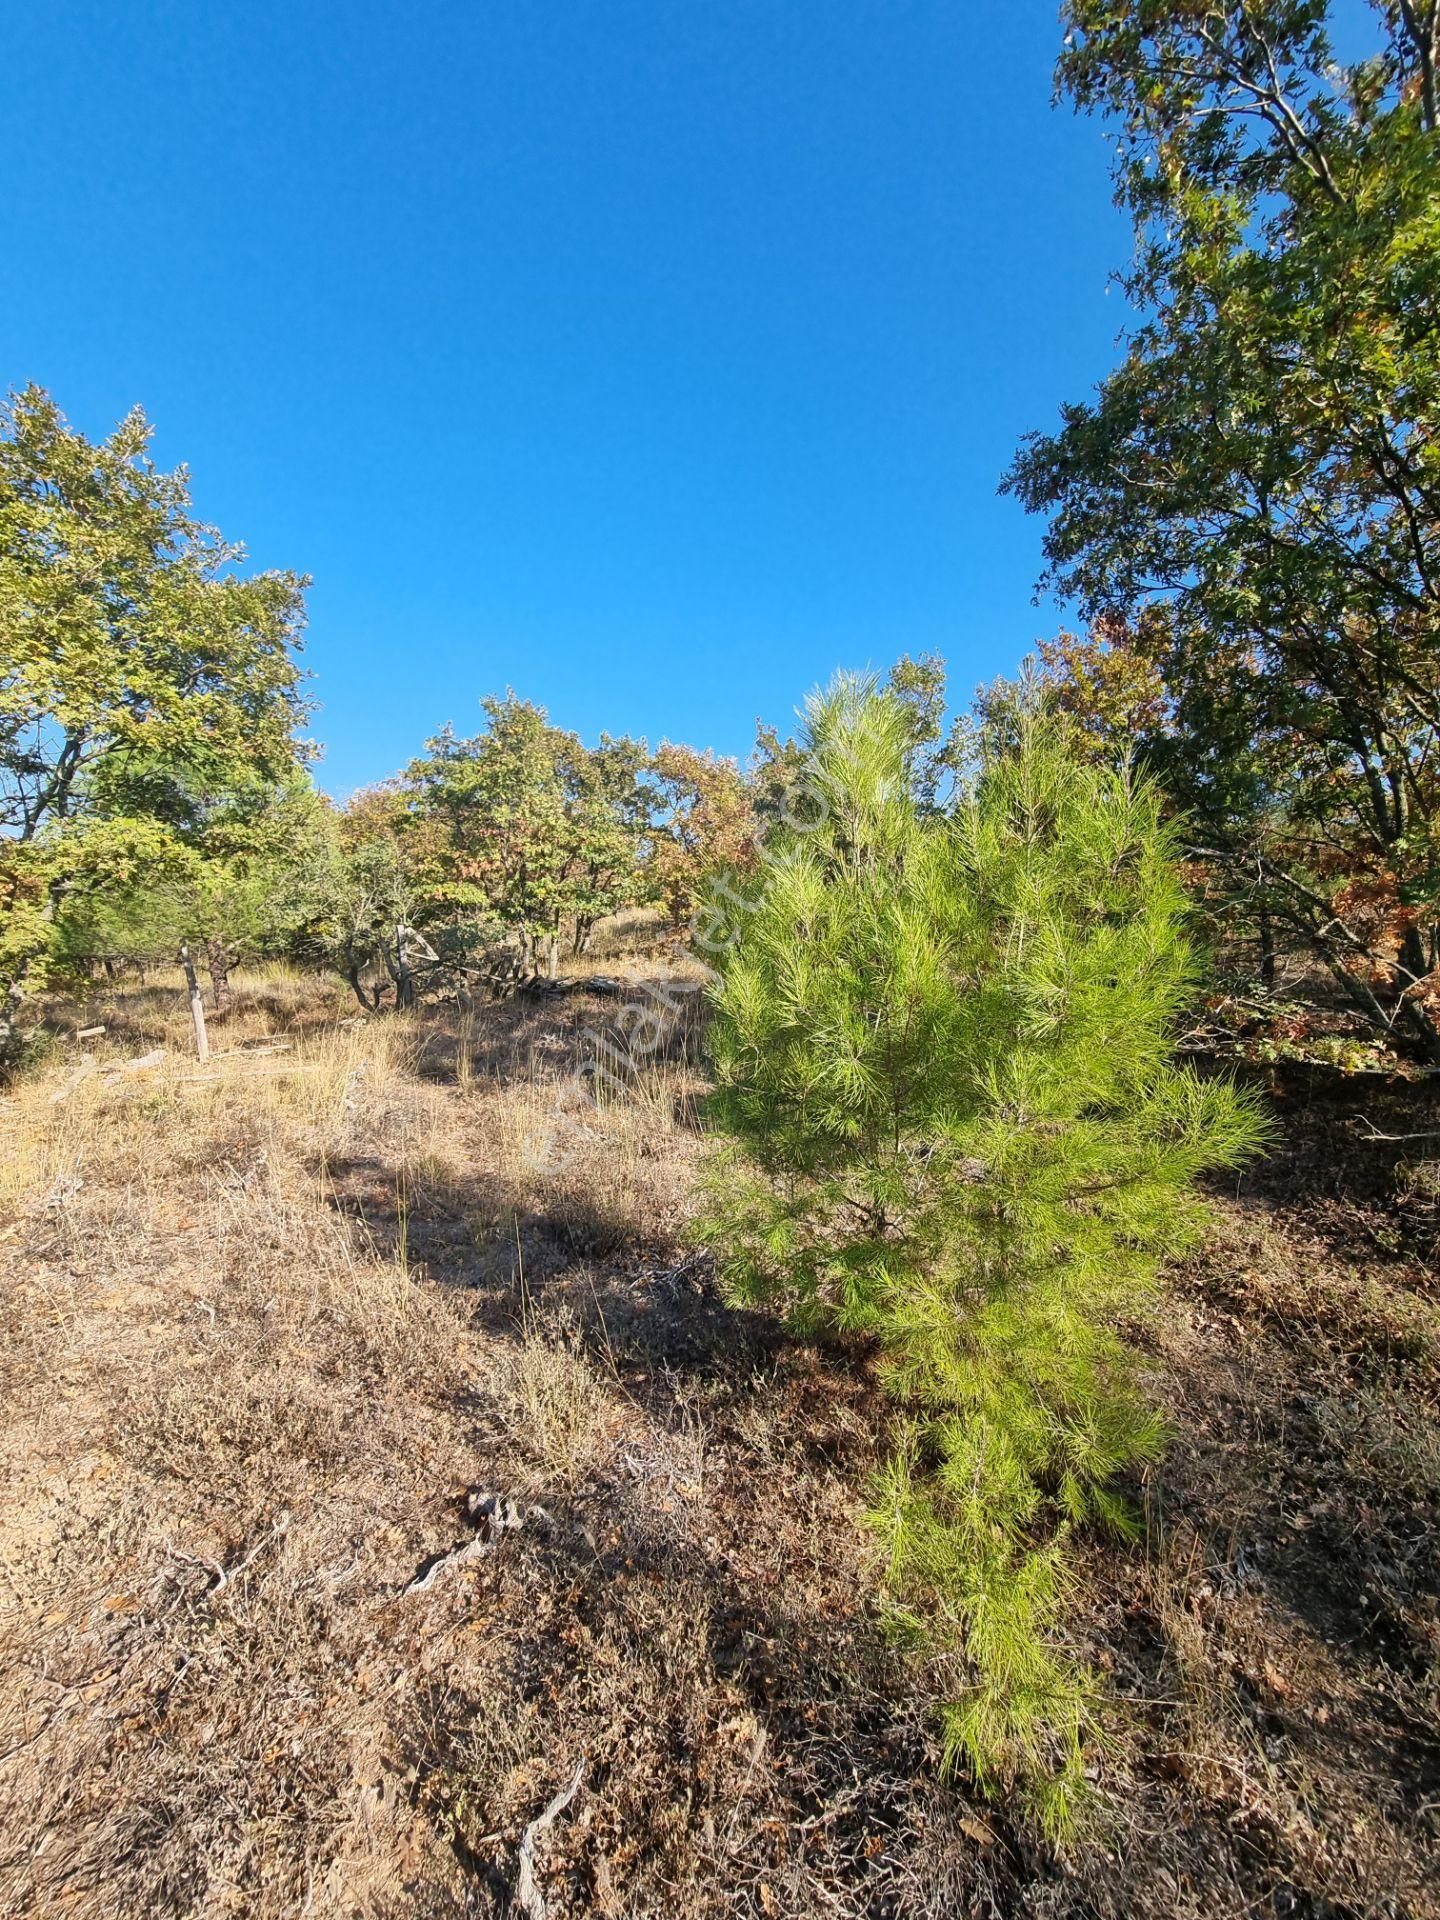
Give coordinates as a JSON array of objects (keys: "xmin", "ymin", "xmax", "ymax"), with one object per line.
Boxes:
[{"xmin": 0, "ymin": 972, "xmax": 610, "ymax": 1915}]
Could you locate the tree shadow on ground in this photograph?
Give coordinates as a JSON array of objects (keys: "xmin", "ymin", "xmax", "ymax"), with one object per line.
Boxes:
[{"xmin": 1220, "ymin": 1058, "xmax": 1440, "ymax": 1266}]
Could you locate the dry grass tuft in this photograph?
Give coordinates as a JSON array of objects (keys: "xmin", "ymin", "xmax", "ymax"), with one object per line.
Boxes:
[{"xmin": 483, "ymin": 1312, "xmax": 620, "ymax": 1485}]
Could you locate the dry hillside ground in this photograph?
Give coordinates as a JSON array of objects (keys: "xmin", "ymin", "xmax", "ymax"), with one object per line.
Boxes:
[{"xmin": 1, "ymin": 937, "xmax": 1437, "ymax": 1919}]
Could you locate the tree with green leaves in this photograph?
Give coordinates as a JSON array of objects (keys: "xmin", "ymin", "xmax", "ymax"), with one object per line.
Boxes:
[
  {"xmin": 1005, "ymin": 1, "xmax": 1440, "ymax": 1056},
  {"xmin": 46, "ymin": 773, "xmax": 340, "ymax": 1016},
  {"xmin": 328, "ymin": 832, "xmax": 428, "ymax": 1011},
  {"xmin": 406, "ymin": 697, "xmax": 574, "ymax": 979},
  {"xmin": 697, "ymin": 677, "xmax": 1263, "ymax": 1833},
  {"xmin": 1, "ymin": 386, "xmax": 308, "ymax": 843},
  {"xmin": 0, "ymin": 386, "xmax": 309, "ymax": 1059},
  {"xmin": 405, "ymin": 694, "xmax": 652, "ymax": 981},
  {"xmin": 648, "ymin": 741, "xmax": 756, "ymax": 931},
  {"xmin": 560, "ymin": 732, "xmax": 653, "ymax": 955}
]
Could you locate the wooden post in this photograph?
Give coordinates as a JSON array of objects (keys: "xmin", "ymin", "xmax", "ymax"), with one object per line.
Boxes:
[{"xmin": 179, "ymin": 942, "xmax": 210, "ymax": 1062}]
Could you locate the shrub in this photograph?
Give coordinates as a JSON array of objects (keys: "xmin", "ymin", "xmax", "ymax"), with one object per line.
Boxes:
[{"xmin": 696, "ymin": 677, "xmax": 1264, "ymax": 1834}]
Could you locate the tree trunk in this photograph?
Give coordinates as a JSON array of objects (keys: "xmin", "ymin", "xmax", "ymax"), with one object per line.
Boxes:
[
  {"xmin": 1394, "ymin": 923, "xmax": 1440, "ymax": 1062},
  {"xmin": 1401, "ymin": 996, "xmax": 1440, "ymax": 1064},
  {"xmin": 545, "ymin": 930, "xmax": 559, "ymax": 981},
  {"xmin": 391, "ymin": 924, "xmax": 415, "ymax": 1010},
  {"xmin": 1258, "ymin": 906, "xmax": 1276, "ymax": 992},
  {"xmin": 179, "ymin": 943, "xmax": 210, "ymax": 1063},
  {"xmin": 0, "ymin": 979, "xmax": 26, "ymax": 1077},
  {"xmin": 1399, "ymin": 921, "xmax": 1431, "ymax": 993},
  {"xmin": 207, "ymin": 937, "xmax": 233, "ymax": 1011},
  {"xmin": 344, "ymin": 964, "xmax": 375, "ymax": 1013}
]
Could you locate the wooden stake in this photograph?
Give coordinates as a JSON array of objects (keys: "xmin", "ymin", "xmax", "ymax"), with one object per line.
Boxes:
[{"xmin": 179, "ymin": 943, "xmax": 210, "ymax": 1063}]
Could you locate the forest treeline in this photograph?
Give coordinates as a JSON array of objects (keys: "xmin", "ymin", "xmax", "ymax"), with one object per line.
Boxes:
[
  {"xmin": 4, "ymin": 3, "xmax": 1437, "ymax": 1069},
  {"xmin": 0, "ymin": 376, "xmax": 760, "ymax": 1045}
]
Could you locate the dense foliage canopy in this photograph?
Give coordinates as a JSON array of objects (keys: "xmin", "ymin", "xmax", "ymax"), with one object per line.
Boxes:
[{"xmin": 1007, "ymin": 0, "xmax": 1440, "ymax": 1056}]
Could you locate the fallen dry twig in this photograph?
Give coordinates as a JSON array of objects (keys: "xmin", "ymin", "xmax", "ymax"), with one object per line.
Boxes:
[
  {"xmin": 401, "ymin": 1532, "xmax": 494, "ymax": 1596},
  {"xmin": 515, "ymin": 1760, "xmax": 586, "ymax": 1920},
  {"xmin": 167, "ymin": 1511, "xmax": 291, "ymax": 1596},
  {"xmin": 1352, "ymin": 1113, "xmax": 1440, "ymax": 1143}
]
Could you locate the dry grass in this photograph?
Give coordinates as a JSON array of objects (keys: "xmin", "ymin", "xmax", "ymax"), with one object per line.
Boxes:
[
  {"xmin": 483, "ymin": 1313, "xmax": 620, "ymax": 1486},
  {"xmin": 0, "ymin": 983, "xmax": 478, "ymax": 1906},
  {"xmin": 1, "ymin": 949, "xmax": 1438, "ymax": 1918}
]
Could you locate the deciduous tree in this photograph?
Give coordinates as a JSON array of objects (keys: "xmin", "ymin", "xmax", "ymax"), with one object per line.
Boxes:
[
  {"xmin": 648, "ymin": 742, "xmax": 755, "ymax": 930},
  {"xmin": 1005, "ymin": 1, "xmax": 1440, "ymax": 1054},
  {"xmin": 0, "ymin": 387, "xmax": 309, "ymax": 1061},
  {"xmin": 406, "ymin": 695, "xmax": 652, "ymax": 979}
]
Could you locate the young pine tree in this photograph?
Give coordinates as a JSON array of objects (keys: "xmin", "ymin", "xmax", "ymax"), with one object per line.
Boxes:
[{"xmin": 697, "ymin": 677, "xmax": 1264, "ymax": 1835}]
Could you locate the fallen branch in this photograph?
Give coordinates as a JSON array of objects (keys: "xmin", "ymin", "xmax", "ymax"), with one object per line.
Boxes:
[
  {"xmin": 523, "ymin": 975, "xmax": 624, "ymax": 999},
  {"xmin": 515, "ymin": 1760, "xmax": 586, "ymax": 1920},
  {"xmin": 1178, "ymin": 1041, "xmax": 1439, "ymax": 1080},
  {"xmin": 177, "ymin": 1065, "xmax": 307, "ymax": 1085},
  {"xmin": 218, "ymin": 1511, "xmax": 291, "ymax": 1589},
  {"xmin": 102, "ymin": 1048, "xmax": 167, "ymax": 1078},
  {"xmin": 401, "ymin": 1494, "xmax": 550, "ymax": 1596},
  {"xmin": 50, "ymin": 1056, "xmax": 98, "ymax": 1105},
  {"xmin": 401, "ymin": 1532, "xmax": 494, "ymax": 1595},
  {"xmin": 1352, "ymin": 1115, "xmax": 1440, "ymax": 1144}
]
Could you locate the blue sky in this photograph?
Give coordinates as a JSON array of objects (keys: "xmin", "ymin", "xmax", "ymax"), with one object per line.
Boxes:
[{"xmin": 5, "ymin": 1, "xmax": 1136, "ymax": 797}]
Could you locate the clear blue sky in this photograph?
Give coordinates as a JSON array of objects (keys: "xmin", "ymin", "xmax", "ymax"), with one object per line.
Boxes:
[{"xmin": 5, "ymin": 1, "xmax": 1131, "ymax": 798}]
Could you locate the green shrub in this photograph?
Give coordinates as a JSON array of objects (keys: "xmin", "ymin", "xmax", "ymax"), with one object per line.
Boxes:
[{"xmin": 697, "ymin": 677, "xmax": 1264, "ymax": 1835}]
